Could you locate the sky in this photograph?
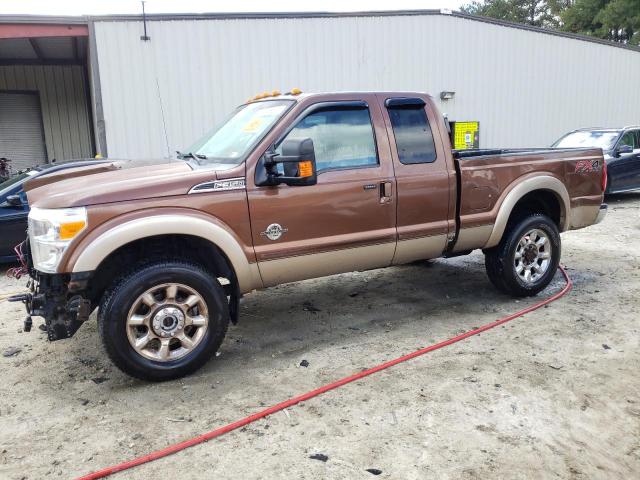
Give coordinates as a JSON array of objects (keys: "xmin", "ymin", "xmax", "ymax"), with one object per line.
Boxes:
[{"xmin": 0, "ymin": 0, "xmax": 466, "ymax": 16}]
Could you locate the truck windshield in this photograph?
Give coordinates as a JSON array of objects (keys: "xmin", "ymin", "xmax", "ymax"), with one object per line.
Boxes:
[
  {"xmin": 553, "ymin": 131, "xmax": 619, "ymax": 150},
  {"xmin": 183, "ymin": 100, "xmax": 294, "ymax": 166}
]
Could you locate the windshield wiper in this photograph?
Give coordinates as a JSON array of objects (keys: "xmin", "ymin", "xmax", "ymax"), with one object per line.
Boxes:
[{"xmin": 176, "ymin": 151, "xmax": 208, "ymax": 161}]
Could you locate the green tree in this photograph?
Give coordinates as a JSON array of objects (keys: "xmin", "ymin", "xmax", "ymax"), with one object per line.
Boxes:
[
  {"xmin": 461, "ymin": 0, "xmax": 561, "ymax": 27},
  {"xmin": 461, "ymin": 0, "xmax": 640, "ymax": 45},
  {"xmin": 562, "ymin": 0, "xmax": 640, "ymax": 44}
]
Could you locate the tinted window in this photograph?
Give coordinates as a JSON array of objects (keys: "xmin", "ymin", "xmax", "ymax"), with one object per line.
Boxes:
[
  {"xmin": 278, "ymin": 107, "xmax": 378, "ymax": 171},
  {"xmin": 0, "ymin": 172, "xmax": 30, "ymax": 198},
  {"xmin": 387, "ymin": 107, "xmax": 437, "ymax": 164}
]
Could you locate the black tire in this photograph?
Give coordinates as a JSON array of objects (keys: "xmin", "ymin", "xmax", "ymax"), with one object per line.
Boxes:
[
  {"xmin": 484, "ymin": 214, "xmax": 561, "ymax": 297},
  {"xmin": 98, "ymin": 260, "xmax": 229, "ymax": 381}
]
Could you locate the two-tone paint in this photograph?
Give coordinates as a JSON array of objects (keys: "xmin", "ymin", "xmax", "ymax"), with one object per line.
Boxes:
[{"xmin": 25, "ymin": 91, "xmax": 606, "ymax": 296}]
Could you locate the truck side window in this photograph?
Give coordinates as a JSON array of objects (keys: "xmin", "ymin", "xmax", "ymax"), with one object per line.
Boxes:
[
  {"xmin": 387, "ymin": 107, "xmax": 437, "ymax": 164},
  {"xmin": 277, "ymin": 107, "xmax": 378, "ymax": 172}
]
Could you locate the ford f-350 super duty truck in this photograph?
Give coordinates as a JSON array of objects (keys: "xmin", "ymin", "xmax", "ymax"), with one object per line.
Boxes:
[{"xmin": 14, "ymin": 91, "xmax": 607, "ymax": 380}]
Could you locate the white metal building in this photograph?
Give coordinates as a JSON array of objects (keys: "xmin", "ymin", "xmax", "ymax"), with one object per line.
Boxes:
[{"xmin": 1, "ymin": 10, "xmax": 639, "ymax": 165}]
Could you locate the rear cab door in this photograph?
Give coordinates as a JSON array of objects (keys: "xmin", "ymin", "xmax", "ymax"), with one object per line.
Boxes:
[
  {"xmin": 246, "ymin": 93, "xmax": 397, "ymax": 287},
  {"xmin": 376, "ymin": 93, "xmax": 456, "ymax": 263}
]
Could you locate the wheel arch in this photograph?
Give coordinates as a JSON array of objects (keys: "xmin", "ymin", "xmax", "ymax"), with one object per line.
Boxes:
[
  {"xmin": 485, "ymin": 175, "xmax": 570, "ymax": 249},
  {"xmin": 70, "ymin": 213, "xmax": 262, "ymax": 295}
]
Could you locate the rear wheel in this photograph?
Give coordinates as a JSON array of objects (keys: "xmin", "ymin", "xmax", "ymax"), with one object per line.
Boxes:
[
  {"xmin": 98, "ymin": 260, "xmax": 229, "ymax": 381},
  {"xmin": 484, "ymin": 214, "xmax": 560, "ymax": 297}
]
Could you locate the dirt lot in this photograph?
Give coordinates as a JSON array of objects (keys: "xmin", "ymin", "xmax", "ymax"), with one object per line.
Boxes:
[{"xmin": 1, "ymin": 194, "xmax": 639, "ymax": 480}]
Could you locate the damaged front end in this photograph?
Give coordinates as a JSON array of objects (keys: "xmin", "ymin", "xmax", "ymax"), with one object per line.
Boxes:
[{"xmin": 9, "ymin": 240, "xmax": 92, "ymax": 341}]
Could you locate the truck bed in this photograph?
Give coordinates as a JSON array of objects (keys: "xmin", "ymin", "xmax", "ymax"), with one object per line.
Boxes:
[{"xmin": 451, "ymin": 146, "xmax": 605, "ymax": 252}]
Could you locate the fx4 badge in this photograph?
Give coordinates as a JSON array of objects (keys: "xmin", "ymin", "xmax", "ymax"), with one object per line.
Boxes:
[
  {"xmin": 575, "ymin": 159, "xmax": 600, "ymax": 173},
  {"xmin": 261, "ymin": 223, "xmax": 288, "ymax": 241}
]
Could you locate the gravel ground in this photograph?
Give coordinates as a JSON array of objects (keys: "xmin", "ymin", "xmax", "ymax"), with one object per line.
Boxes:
[{"xmin": 0, "ymin": 193, "xmax": 638, "ymax": 479}]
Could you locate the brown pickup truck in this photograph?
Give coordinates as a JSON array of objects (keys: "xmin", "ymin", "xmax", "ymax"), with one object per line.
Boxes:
[{"xmin": 15, "ymin": 91, "xmax": 607, "ymax": 381}]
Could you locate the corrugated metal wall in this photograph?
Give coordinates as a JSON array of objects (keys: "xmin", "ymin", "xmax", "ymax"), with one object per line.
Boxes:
[
  {"xmin": 94, "ymin": 14, "xmax": 640, "ymax": 159},
  {"xmin": 0, "ymin": 65, "xmax": 93, "ymax": 162},
  {"xmin": 0, "ymin": 92, "xmax": 48, "ymax": 169}
]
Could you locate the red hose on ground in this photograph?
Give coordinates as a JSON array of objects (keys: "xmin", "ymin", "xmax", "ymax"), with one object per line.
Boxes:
[{"xmin": 77, "ymin": 266, "xmax": 572, "ymax": 480}]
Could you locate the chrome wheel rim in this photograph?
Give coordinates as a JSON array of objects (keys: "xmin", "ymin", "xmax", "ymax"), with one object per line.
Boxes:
[
  {"xmin": 514, "ymin": 228, "xmax": 552, "ymax": 284},
  {"xmin": 126, "ymin": 283, "xmax": 209, "ymax": 362}
]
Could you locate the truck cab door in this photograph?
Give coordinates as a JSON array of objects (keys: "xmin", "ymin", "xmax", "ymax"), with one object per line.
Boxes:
[
  {"xmin": 247, "ymin": 96, "xmax": 396, "ymax": 287},
  {"xmin": 378, "ymin": 95, "xmax": 455, "ymax": 263}
]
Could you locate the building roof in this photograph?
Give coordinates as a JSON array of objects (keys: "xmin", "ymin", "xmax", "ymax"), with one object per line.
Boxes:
[
  {"xmin": 0, "ymin": 15, "xmax": 88, "ymax": 25},
  {"xmin": 0, "ymin": 9, "xmax": 638, "ymax": 53},
  {"xmin": 0, "ymin": 36, "xmax": 88, "ymax": 64},
  {"xmin": 0, "ymin": 18, "xmax": 88, "ymax": 64}
]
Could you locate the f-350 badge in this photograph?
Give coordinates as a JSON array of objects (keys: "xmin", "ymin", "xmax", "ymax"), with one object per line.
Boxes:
[{"xmin": 261, "ymin": 223, "xmax": 288, "ymax": 241}]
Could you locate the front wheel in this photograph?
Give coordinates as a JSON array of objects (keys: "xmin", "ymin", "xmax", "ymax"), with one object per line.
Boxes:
[
  {"xmin": 98, "ymin": 260, "xmax": 229, "ymax": 381},
  {"xmin": 484, "ymin": 214, "xmax": 561, "ymax": 297}
]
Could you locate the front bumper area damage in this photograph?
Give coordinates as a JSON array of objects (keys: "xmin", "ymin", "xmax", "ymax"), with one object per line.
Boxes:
[{"xmin": 10, "ymin": 271, "xmax": 93, "ymax": 341}]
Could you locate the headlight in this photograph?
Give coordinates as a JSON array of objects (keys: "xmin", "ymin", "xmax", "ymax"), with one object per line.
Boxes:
[{"xmin": 28, "ymin": 206, "xmax": 87, "ymax": 273}]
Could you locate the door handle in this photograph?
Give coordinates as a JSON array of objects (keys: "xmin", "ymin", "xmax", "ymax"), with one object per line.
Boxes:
[{"xmin": 380, "ymin": 181, "xmax": 393, "ymax": 204}]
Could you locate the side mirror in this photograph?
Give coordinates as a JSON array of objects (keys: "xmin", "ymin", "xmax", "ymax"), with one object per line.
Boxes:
[
  {"xmin": 5, "ymin": 194, "xmax": 24, "ymax": 207},
  {"xmin": 256, "ymin": 138, "xmax": 318, "ymax": 187},
  {"xmin": 616, "ymin": 144, "xmax": 633, "ymax": 156}
]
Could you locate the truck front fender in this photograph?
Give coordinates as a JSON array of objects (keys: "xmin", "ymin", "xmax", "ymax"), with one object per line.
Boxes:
[
  {"xmin": 484, "ymin": 175, "xmax": 570, "ymax": 249},
  {"xmin": 70, "ymin": 213, "xmax": 262, "ymax": 293}
]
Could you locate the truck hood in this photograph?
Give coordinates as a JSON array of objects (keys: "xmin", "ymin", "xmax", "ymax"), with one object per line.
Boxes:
[
  {"xmin": 24, "ymin": 160, "xmax": 117, "ymax": 191},
  {"xmin": 26, "ymin": 160, "xmax": 200, "ymax": 208}
]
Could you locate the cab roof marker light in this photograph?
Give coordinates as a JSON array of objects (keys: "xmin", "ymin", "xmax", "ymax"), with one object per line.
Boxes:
[{"xmin": 247, "ymin": 89, "xmax": 292, "ymax": 103}]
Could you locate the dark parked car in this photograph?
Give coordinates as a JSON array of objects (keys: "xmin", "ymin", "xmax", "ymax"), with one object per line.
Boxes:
[
  {"xmin": 0, "ymin": 160, "xmax": 108, "ymax": 262},
  {"xmin": 553, "ymin": 126, "xmax": 640, "ymax": 194},
  {"xmin": 0, "ymin": 169, "xmax": 36, "ymax": 262}
]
